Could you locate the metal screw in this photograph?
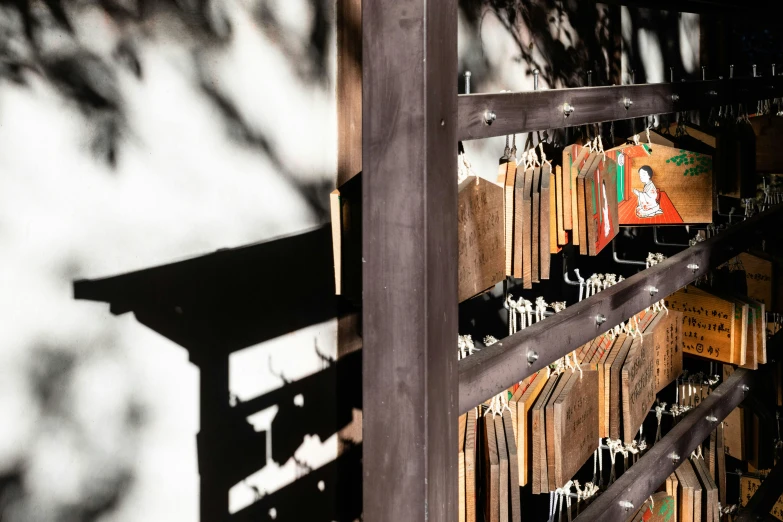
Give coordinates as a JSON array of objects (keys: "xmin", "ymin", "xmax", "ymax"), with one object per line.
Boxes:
[
  {"xmin": 687, "ymin": 263, "xmax": 700, "ymax": 273},
  {"xmin": 464, "ymin": 71, "xmax": 471, "ymax": 94},
  {"xmin": 596, "ymin": 314, "xmax": 607, "ymax": 326},
  {"xmin": 648, "ymin": 286, "xmax": 659, "ymax": 296},
  {"xmin": 527, "ymin": 351, "xmax": 539, "ymax": 365},
  {"xmin": 702, "ymin": 66, "xmax": 707, "ymax": 81},
  {"xmin": 773, "ymin": 64, "xmax": 777, "ymax": 77},
  {"xmin": 670, "ymin": 452, "xmax": 680, "ymax": 462},
  {"xmin": 484, "ymin": 110, "xmax": 496, "ymax": 125},
  {"xmin": 707, "ymin": 90, "xmax": 718, "ymax": 97},
  {"xmin": 730, "ymin": 65, "xmax": 734, "ymax": 79},
  {"xmin": 753, "ymin": 64, "xmax": 758, "ymax": 78},
  {"xmin": 533, "ymin": 69, "xmax": 540, "ymax": 91},
  {"xmin": 670, "ymin": 67, "xmax": 674, "ymax": 83},
  {"xmin": 707, "ymin": 415, "xmax": 718, "ymax": 422},
  {"xmin": 671, "ymin": 94, "xmax": 680, "ymax": 102},
  {"xmin": 563, "ymin": 102, "xmax": 575, "ymax": 116},
  {"xmin": 624, "ymin": 97, "xmax": 634, "ymax": 109},
  {"xmin": 587, "ymin": 70, "xmax": 593, "ymax": 87},
  {"xmin": 619, "ymin": 501, "xmax": 634, "ymax": 512},
  {"xmin": 742, "ymin": 385, "xmax": 750, "ymax": 392}
]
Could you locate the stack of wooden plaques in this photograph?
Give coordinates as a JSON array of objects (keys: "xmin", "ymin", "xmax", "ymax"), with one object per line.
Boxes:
[
  {"xmin": 480, "ymin": 407, "xmax": 522, "ymax": 522},
  {"xmin": 503, "ymin": 157, "xmax": 553, "ymax": 288},
  {"xmin": 458, "ymin": 409, "xmax": 478, "ymax": 522},
  {"xmin": 577, "ymin": 151, "xmax": 620, "ymax": 256},
  {"xmin": 666, "ymin": 285, "xmax": 768, "ymax": 369}
]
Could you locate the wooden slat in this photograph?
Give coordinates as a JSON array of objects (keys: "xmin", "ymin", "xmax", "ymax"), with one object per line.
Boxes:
[
  {"xmin": 466, "ymin": 409, "xmax": 477, "ymax": 522},
  {"xmin": 540, "ymin": 164, "xmax": 552, "ymax": 279},
  {"xmin": 502, "ymin": 411, "xmax": 522, "ymax": 522},
  {"xmin": 494, "ymin": 415, "xmax": 509, "ymax": 522}
]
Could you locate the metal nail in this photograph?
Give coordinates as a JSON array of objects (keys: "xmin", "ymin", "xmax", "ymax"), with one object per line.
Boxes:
[
  {"xmin": 702, "ymin": 66, "xmax": 707, "ymax": 81},
  {"xmin": 648, "ymin": 286, "xmax": 659, "ymax": 296},
  {"xmin": 707, "ymin": 415, "xmax": 718, "ymax": 422},
  {"xmin": 687, "ymin": 263, "xmax": 700, "ymax": 273},
  {"xmin": 563, "ymin": 102, "xmax": 575, "ymax": 116},
  {"xmin": 670, "ymin": 452, "xmax": 680, "ymax": 462},
  {"xmin": 527, "ymin": 351, "xmax": 539, "ymax": 365},
  {"xmin": 742, "ymin": 385, "xmax": 750, "ymax": 392},
  {"xmin": 619, "ymin": 501, "xmax": 634, "ymax": 512},
  {"xmin": 596, "ymin": 314, "xmax": 607, "ymax": 326},
  {"xmin": 484, "ymin": 110, "xmax": 496, "ymax": 125},
  {"xmin": 624, "ymin": 97, "xmax": 633, "ymax": 109},
  {"xmin": 534, "ymin": 69, "xmax": 540, "ymax": 91},
  {"xmin": 464, "ymin": 71, "xmax": 471, "ymax": 94},
  {"xmin": 671, "ymin": 94, "xmax": 680, "ymax": 102}
]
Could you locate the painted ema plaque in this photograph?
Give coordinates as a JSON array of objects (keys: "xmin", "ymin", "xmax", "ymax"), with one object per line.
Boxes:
[
  {"xmin": 622, "ymin": 313, "xmax": 662, "ymax": 443},
  {"xmin": 458, "ymin": 176, "xmax": 504, "ymax": 302}
]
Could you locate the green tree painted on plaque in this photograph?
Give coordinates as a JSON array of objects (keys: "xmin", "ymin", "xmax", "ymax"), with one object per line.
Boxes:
[{"xmin": 666, "ymin": 150, "xmax": 712, "ymax": 176}]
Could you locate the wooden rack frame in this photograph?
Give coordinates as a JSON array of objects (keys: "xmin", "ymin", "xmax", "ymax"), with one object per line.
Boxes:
[{"xmin": 362, "ymin": 1, "xmax": 783, "ymax": 521}]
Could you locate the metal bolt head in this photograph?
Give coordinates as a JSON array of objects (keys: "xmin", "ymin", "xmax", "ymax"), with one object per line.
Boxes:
[
  {"xmin": 619, "ymin": 501, "xmax": 634, "ymax": 512},
  {"xmin": 563, "ymin": 102, "xmax": 575, "ymax": 116},
  {"xmin": 527, "ymin": 351, "xmax": 539, "ymax": 365},
  {"xmin": 670, "ymin": 452, "xmax": 680, "ymax": 462},
  {"xmin": 671, "ymin": 94, "xmax": 680, "ymax": 102},
  {"xmin": 484, "ymin": 110, "xmax": 496, "ymax": 125},
  {"xmin": 648, "ymin": 286, "xmax": 659, "ymax": 296},
  {"xmin": 742, "ymin": 385, "xmax": 750, "ymax": 392},
  {"xmin": 687, "ymin": 263, "xmax": 700, "ymax": 273},
  {"xmin": 624, "ymin": 97, "xmax": 634, "ymax": 109},
  {"xmin": 707, "ymin": 415, "xmax": 718, "ymax": 422},
  {"xmin": 596, "ymin": 314, "xmax": 607, "ymax": 326}
]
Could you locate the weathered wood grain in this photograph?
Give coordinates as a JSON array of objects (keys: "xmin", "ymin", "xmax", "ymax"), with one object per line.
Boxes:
[
  {"xmin": 466, "ymin": 409, "xmax": 477, "ymax": 522},
  {"xmin": 540, "ymin": 164, "xmax": 551, "ymax": 279},
  {"xmin": 622, "ymin": 311, "xmax": 662, "ymax": 443},
  {"xmin": 553, "ymin": 368, "xmax": 599, "ymax": 488},
  {"xmin": 531, "ymin": 166, "xmax": 541, "ymax": 283},
  {"xmin": 484, "ymin": 413, "xmax": 500, "ymax": 522},
  {"xmin": 501, "ymin": 411, "xmax": 521, "ymax": 522},
  {"xmin": 502, "ymin": 160, "xmax": 517, "ymax": 277},
  {"xmin": 459, "ymin": 413, "xmax": 467, "ymax": 522},
  {"xmin": 494, "ymin": 415, "xmax": 509, "ymax": 522}
]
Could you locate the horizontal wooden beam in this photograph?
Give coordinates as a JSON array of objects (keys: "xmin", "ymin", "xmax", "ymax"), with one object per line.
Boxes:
[
  {"xmin": 458, "ymin": 76, "xmax": 783, "ymax": 140},
  {"xmin": 575, "ymin": 368, "xmax": 754, "ymax": 521},
  {"xmin": 458, "ymin": 204, "xmax": 783, "ymax": 413},
  {"xmin": 598, "ymin": 0, "xmax": 780, "ymax": 14}
]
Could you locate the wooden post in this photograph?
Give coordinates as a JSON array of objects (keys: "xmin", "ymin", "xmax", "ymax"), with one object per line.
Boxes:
[{"xmin": 362, "ymin": 0, "xmax": 458, "ymax": 520}]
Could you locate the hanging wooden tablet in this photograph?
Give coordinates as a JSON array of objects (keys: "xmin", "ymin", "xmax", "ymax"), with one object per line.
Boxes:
[
  {"xmin": 552, "ymin": 368, "xmax": 599, "ymax": 489},
  {"xmin": 540, "ymin": 164, "xmax": 551, "ymax": 279},
  {"xmin": 614, "ymin": 143, "xmax": 712, "ymax": 225},
  {"xmin": 466, "ymin": 409, "xmax": 477, "ymax": 522},
  {"xmin": 459, "ymin": 413, "xmax": 467, "ymax": 522},
  {"xmin": 609, "ymin": 334, "xmax": 637, "ymax": 440},
  {"xmin": 585, "ymin": 154, "xmax": 620, "ymax": 256},
  {"xmin": 501, "ymin": 411, "xmax": 522, "ymax": 522},
  {"xmin": 664, "ymin": 122, "xmax": 718, "ymax": 149},
  {"xmin": 531, "ymin": 166, "xmax": 541, "ymax": 283},
  {"xmin": 629, "ymin": 492, "xmax": 676, "ymax": 522},
  {"xmin": 723, "ymin": 405, "xmax": 746, "ymax": 461},
  {"xmin": 569, "ymin": 147, "xmax": 591, "ymax": 246},
  {"xmin": 734, "ymin": 296, "xmax": 759, "ymax": 370},
  {"xmin": 484, "ymin": 411, "xmax": 500, "ymax": 522},
  {"xmin": 562, "ymin": 144, "xmax": 582, "ymax": 231},
  {"xmin": 330, "ymin": 189, "xmax": 343, "ymax": 294},
  {"xmin": 515, "ymin": 166, "xmax": 534, "ymax": 288},
  {"xmin": 594, "ymin": 334, "xmax": 618, "ymax": 437},
  {"xmin": 502, "ymin": 159, "xmax": 518, "ymax": 277},
  {"xmin": 675, "ymin": 463, "xmax": 696, "ymax": 522},
  {"xmin": 600, "ymin": 334, "xmax": 624, "ymax": 439},
  {"xmin": 665, "ymin": 286, "xmax": 745, "ymax": 365},
  {"xmin": 751, "ymin": 114, "xmax": 783, "ymax": 173},
  {"xmin": 532, "ymin": 374, "xmax": 560, "ymax": 494},
  {"xmin": 740, "ymin": 475, "xmax": 783, "ymax": 521},
  {"xmin": 577, "ymin": 154, "xmax": 599, "ymax": 255},
  {"xmin": 509, "ymin": 372, "xmax": 548, "ymax": 487},
  {"xmin": 494, "ymin": 415, "xmax": 510, "ymax": 522},
  {"xmin": 545, "ymin": 368, "xmax": 574, "ymax": 491},
  {"xmin": 622, "ymin": 312, "xmax": 662, "ymax": 443},
  {"xmin": 330, "ymin": 174, "xmax": 362, "ymax": 302},
  {"xmin": 678, "ymin": 460, "xmax": 703, "ymax": 522},
  {"xmin": 458, "ymin": 176, "xmax": 505, "ymax": 302},
  {"xmin": 554, "ymin": 163, "xmax": 567, "ymax": 245},
  {"xmin": 715, "ymin": 423, "xmax": 726, "ymax": 508},
  {"xmin": 666, "ymin": 472, "xmax": 679, "ymax": 520},
  {"xmin": 550, "ymin": 169, "xmax": 560, "ymax": 255},
  {"xmin": 653, "ymin": 310, "xmax": 684, "ymax": 393},
  {"xmin": 738, "ymin": 252, "xmax": 776, "ymax": 311},
  {"xmin": 691, "ymin": 457, "xmax": 717, "ymax": 522}
]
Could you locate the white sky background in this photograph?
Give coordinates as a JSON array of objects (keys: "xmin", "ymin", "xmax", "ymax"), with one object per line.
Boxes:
[{"xmin": 0, "ymin": 1, "xmax": 336, "ymax": 520}]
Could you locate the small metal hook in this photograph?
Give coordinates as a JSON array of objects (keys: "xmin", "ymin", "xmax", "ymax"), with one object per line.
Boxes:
[{"xmin": 611, "ymin": 238, "xmax": 647, "ymax": 266}]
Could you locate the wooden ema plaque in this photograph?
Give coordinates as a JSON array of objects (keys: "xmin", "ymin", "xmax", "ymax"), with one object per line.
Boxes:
[
  {"xmin": 493, "ymin": 415, "xmax": 509, "ymax": 522},
  {"xmin": 622, "ymin": 312, "xmax": 662, "ymax": 443},
  {"xmin": 717, "ymin": 423, "xmax": 726, "ymax": 507},
  {"xmin": 593, "ymin": 334, "xmax": 618, "ymax": 438},
  {"xmin": 531, "ymin": 374, "xmax": 561, "ymax": 494},
  {"xmin": 550, "ymin": 169, "xmax": 560, "ymax": 255},
  {"xmin": 552, "ymin": 368, "xmax": 599, "ymax": 489},
  {"xmin": 509, "ymin": 372, "xmax": 548, "ymax": 487},
  {"xmin": 458, "ymin": 176, "xmax": 505, "ymax": 302},
  {"xmin": 734, "ymin": 296, "xmax": 760, "ymax": 370},
  {"xmin": 569, "ymin": 146, "xmax": 591, "ymax": 245},
  {"xmin": 531, "ymin": 166, "xmax": 541, "ymax": 283},
  {"xmin": 459, "ymin": 413, "xmax": 467, "ymax": 522},
  {"xmin": 577, "ymin": 154, "xmax": 599, "ymax": 255},
  {"xmin": 665, "ymin": 286, "xmax": 745, "ymax": 365},
  {"xmin": 692, "ymin": 457, "xmax": 719, "ymax": 522},
  {"xmin": 723, "ymin": 405, "xmax": 746, "ymax": 461},
  {"xmin": 654, "ymin": 310, "xmax": 684, "ymax": 393},
  {"xmin": 466, "ymin": 409, "xmax": 477, "ymax": 522},
  {"xmin": 585, "ymin": 154, "xmax": 620, "ymax": 256},
  {"xmin": 501, "ymin": 411, "xmax": 522, "ymax": 522},
  {"xmin": 750, "ymin": 114, "xmax": 783, "ymax": 174},
  {"xmin": 554, "ymin": 164, "xmax": 567, "ymax": 245},
  {"xmin": 483, "ymin": 411, "xmax": 500, "ymax": 522},
  {"xmin": 614, "ymin": 143, "xmax": 713, "ymax": 225},
  {"xmin": 675, "ymin": 459, "xmax": 702, "ymax": 522},
  {"xmin": 501, "ymin": 159, "xmax": 517, "ymax": 277},
  {"xmin": 561, "ymin": 144, "xmax": 580, "ymax": 230},
  {"xmin": 739, "ymin": 252, "xmax": 776, "ymax": 311},
  {"xmin": 515, "ymin": 166, "xmax": 533, "ymax": 288},
  {"xmin": 629, "ymin": 492, "xmax": 676, "ymax": 522},
  {"xmin": 666, "ymin": 473, "xmax": 679, "ymax": 520},
  {"xmin": 741, "ymin": 475, "xmax": 783, "ymax": 521},
  {"xmin": 540, "ymin": 164, "xmax": 552, "ymax": 279}
]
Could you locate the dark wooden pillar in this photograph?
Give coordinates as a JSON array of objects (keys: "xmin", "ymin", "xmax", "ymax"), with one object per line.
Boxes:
[{"xmin": 362, "ymin": 0, "xmax": 458, "ymax": 520}]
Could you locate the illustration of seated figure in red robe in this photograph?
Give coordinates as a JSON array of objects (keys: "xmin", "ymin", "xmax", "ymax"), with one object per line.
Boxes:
[{"xmin": 633, "ymin": 165, "xmax": 664, "ymax": 218}]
